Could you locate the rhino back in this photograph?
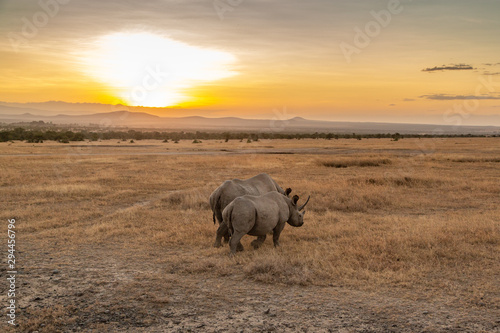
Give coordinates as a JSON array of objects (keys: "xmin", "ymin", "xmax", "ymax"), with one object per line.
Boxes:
[
  {"xmin": 219, "ymin": 181, "xmax": 254, "ymax": 209},
  {"xmin": 215, "ymin": 174, "xmax": 282, "ymax": 215},
  {"xmin": 240, "ymin": 173, "xmax": 279, "ymax": 194}
]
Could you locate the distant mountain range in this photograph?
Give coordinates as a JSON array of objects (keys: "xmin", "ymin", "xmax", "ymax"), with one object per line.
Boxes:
[
  {"xmin": 0, "ymin": 102, "xmax": 499, "ymax": 134},
  {"xmin": 0, "ymin": 101, "xmax": 205, "ymax": 117}
]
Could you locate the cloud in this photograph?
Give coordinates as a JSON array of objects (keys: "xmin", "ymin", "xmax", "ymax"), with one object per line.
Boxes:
[
  {"xmin": 483, "ymin": 72, "xmax": 500, "ymax": 76},
  {"xmin": 403, "ymin": 98, "xmax": 415, "ymax": 102},
  {"xmin": 422, "ymin": 64, "xmax": 473, "ymax": 72},
  {"xmin": 389, "ymin": 104, "xmax": 396, "ymax": 106},
  {"xmin": 0, "ymin": 0, "xmax": 350, "ymax": 76},
  {"xmin": 420, "ymin": 94, "xmax": 500, "ymax": 100}
]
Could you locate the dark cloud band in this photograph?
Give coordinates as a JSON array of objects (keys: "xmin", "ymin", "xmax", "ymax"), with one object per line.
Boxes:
[
  {"xmin": 420, "ymin": 94, "xmax": 500, "ymax": 100},
  {"xmin": 422, "ymin": 64, "xmax": 473, "ymax": 72}
]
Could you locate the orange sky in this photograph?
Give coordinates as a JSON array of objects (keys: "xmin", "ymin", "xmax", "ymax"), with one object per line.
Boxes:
[{"xmin": 0, "ymin": 0, "xmax": 499, "ymax": 125}]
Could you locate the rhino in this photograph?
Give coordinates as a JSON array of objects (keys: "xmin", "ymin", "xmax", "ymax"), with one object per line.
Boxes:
[
  {"xmin": 222, "ymin": 192, "xmax": 310, "ymax": 254},
  {"xmin": 209, "ymin": 173, "xmax": 291, "ymax": 248}
]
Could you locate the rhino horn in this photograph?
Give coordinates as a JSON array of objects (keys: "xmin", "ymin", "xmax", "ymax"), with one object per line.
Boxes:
[{"xmin": 298, "ymin": 195, "xmax": 310, "ymax": 211}]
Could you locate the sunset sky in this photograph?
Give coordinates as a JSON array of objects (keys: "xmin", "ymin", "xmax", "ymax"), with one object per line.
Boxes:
[{"xmin": 1, "ymin": 0, "xmax": 499, "ymax": 125}]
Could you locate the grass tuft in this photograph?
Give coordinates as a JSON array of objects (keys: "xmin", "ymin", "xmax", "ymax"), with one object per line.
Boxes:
[
  {"xmin": 452, "ymin": 157, "xmax": 500, "ymax": 163},
  {"xmin": 321, "ymin": 158, "xmax": 392, "ymax": 168}
]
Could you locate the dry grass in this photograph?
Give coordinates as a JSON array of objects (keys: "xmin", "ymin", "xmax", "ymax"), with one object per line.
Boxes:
[
  {"xmin": 320, "ymin": 157, "xmax": 392, "ymax": 168},
  {"xmin": 452, "ymin": 157, "xmax": 500, "ymax": 163},
  {"xmin": 0, "ymin": 137, "xmax": 499, "ymax": 330},
  {"xmin": 17, "ymin": 305, "xmax": 76, "ymax": 332}
]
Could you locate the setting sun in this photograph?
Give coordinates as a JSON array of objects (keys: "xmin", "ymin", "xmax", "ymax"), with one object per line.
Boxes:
[
  {"xmin": 80, "ymin": 32, "xmax": 237, "ymax": 107},
  {"xmin": 0, "ymin": 0, "xmax": 499, "ymax": 124}
]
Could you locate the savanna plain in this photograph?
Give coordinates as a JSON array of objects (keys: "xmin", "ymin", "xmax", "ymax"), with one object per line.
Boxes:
[{"xmin": 0, "ymin": 137, "xmax": 499, "ymax": 332}]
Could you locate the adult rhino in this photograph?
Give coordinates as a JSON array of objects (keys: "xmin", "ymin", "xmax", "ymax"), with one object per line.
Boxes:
[
  {"xmin": 209, "ymin": 173, "xmax": 291, "ymax": 248},
  {"xmin": 223, "ymin": 192, "xmax": 310, "ymax": 254}
]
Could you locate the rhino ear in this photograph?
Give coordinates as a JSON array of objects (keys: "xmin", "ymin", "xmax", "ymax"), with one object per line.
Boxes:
[
  {"xmin": 292, "ymin": 195, "xmax": 299, "ymax": 206},
  {"xmin": 285, "ymin": 188, "xmax": 292, "ymax": 197}
]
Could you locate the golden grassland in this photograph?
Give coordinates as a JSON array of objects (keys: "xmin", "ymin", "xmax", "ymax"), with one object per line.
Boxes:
[{"xmin": 0, "ymin": 137, "xmax": 499, "ymax": 330}]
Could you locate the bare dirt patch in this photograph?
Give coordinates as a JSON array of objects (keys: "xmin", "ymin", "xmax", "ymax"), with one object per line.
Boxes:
[{"xmin": 6, "ymin": 242, "xmax": 499, "ymax": 333}]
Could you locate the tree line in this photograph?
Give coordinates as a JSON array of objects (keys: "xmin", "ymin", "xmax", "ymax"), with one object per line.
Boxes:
[{"xmin": 0, "ymin": 127, "xmax": 494, "ymax": 143}]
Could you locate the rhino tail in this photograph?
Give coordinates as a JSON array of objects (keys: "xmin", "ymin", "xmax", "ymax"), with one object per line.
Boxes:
[
  {"xmin": 225, "ymin": 205, "xmax": 234, "ymax": 237},
  {"xmin": 212, "ymin": 192, "xmax": 222, "ymax": 224}
]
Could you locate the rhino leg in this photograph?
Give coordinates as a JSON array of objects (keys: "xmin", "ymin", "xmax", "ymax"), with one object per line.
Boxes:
[
  {"xmin": 251, "ymin": 235, "xmax": 266, "ymax": 249},
  {"xmin": 229, "ymin": 232, "xmax": 246, "ymax": 254},
  {"xmin": 213, "ymin": 236, "xmax": 222, "ymax": 248},
  {"xmin": 213, "ymin": 223, "xmax": 230, "ymax": 248},
  {"xmin": 272, "ymin": 224, "xmax": 286, "ymax": 247}
]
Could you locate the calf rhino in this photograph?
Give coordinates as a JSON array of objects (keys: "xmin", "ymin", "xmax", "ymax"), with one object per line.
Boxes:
[
  {"xmin": 209, "ymin": 173, "xmax": 291, "ymax": 248},
  {"xmin": 222, "ymin": 192, "xmax": 310, "ymax": 254}
]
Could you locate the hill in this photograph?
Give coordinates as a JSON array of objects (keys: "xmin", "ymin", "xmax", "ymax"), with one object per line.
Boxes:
[{"xmin": 0, "ymin": 107, "xmax": 499, "ymax": 135}]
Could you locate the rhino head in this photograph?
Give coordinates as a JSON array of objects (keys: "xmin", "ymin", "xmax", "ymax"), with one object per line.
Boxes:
[{"xmin": 287, "ymin": 194, "xmax": 310, "ymax": 227}]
